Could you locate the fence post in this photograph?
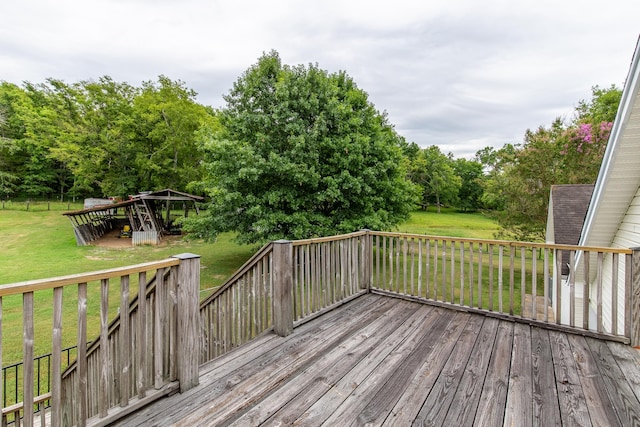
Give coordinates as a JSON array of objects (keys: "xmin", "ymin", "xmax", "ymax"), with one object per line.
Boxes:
[
  {"xmin": 273, "ymin": 240, "xmax": 294, "ymax": 337},
  {"xmin": 629, "ymin": 248, "xmax": 640, "ymax": 346},
  {"xmin": 172, "ymin": 253, "xmax": 201, "ymax": 392},
  {"xmin": 360, "ymin": 230, "xmax": 372, "ymax": 292}
]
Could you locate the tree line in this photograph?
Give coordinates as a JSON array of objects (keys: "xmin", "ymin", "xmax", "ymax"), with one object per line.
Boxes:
[{"xmin": 0, "ymin": 50, "xmax": 621, "ymax": 243}]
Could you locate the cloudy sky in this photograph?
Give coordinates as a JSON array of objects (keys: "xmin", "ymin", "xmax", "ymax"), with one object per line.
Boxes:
[{"xmin": 1, "ymin": 0, "xmax": 638, "ymax": 158}]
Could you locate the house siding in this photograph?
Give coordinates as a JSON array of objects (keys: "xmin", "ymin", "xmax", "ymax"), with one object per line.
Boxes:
[{"xmin": 587, "ymin": 186, "xmax": 640, "ymax": 335}]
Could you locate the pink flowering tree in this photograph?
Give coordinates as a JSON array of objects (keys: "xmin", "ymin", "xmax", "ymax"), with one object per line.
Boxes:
[{"xmin": 560, "ymin": 121, "xmax": 613, "ymax": 183}]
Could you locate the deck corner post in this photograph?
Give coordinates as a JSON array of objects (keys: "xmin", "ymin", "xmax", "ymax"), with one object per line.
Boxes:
[
  {"xmin": 360, "ymin": 229, "xmax": 372, "ymax": 292},
  {"xmin": 629, "ymin": 247, "xmax": 640, "ymax": 346},
  {"xmin": 273, "ymin": 240, "xmax": 294, "ymax": 337},
  {"xmin": 172, "ymin": 253, "xmax": 201, "ymax": 392}
]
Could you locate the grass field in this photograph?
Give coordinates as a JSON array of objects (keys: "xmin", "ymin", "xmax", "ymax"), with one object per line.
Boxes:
[{"xmin": 397, "ymin": 207, "xmax": 500, "ymax": 238}]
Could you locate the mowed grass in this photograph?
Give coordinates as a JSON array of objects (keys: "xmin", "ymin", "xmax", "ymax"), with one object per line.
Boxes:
[
  {"xmin": 396, "ymin": 207, "xmax": 500, "ymax": 239},
  {"xmin": 0, "ymin": 204, "xmax": 499, "ymax": 364}
]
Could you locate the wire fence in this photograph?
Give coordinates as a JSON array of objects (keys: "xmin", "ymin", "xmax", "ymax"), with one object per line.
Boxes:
[
  {"xmin": 2, "ymin": 345, "xmax": 80, "ymax": 410},
  {"xmin": 0, "ymin": 199, "xmax": 83, "ymax": 212}
]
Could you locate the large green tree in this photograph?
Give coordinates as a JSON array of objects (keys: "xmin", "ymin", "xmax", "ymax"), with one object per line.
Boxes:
[
  {"xmin": 453, "ymin": 158, "xmax": 483, "ymax": 212},
  {"xmin": 0, "ymin": 81, "xmax": 68, "ymax": 199},
  {"xmin": 184, "ymin": 51, "xmax": 417, "ymax": 244},
  {"xmin": 410, "ymin": 145, "xmax": 460, "ymax": 212},
  {"xmin": 132, "ymin": 76, "xmax": 214, "ymax": 192}
]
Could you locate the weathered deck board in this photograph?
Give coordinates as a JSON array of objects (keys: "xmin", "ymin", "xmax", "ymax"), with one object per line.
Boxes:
[
  {"xmin": 234, "ymin": 302, "xmax": 433, "ymax": 426},
  {"xmin": 530, "ymin": 327, "xmax": 561, "ymax": 426},
  {"xmin": 473, "ymin": 320, "xmax": 514, "ymax": 426},
  {"xmin": 549, "ymin": 330, "xmax": 592, "ymax": 426},
  {"xmin": 112, "ymin": 293, "xmax": 640, "ymax": 427}
]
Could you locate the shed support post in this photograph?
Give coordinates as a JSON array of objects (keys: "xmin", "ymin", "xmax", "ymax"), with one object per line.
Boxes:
[
  {"xmin": 273, "ymin": 240, "xmax": 294, "ymax": 337},
  {"xmin": 172, "ymin": 253, "xmax": 201, "ymax": 392}
]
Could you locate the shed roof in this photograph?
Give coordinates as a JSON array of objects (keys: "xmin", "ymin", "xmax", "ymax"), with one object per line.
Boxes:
[
  {"xmin": 63, "ymin": 189, "xmax": 204, "ymax": 216},
  {"xmin": 549, "ymin": 184, "xmax": 594, "ymax": 245}
]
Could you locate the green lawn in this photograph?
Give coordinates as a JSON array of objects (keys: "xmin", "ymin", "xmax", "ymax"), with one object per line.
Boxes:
[
  {"xmin": 397, "ymin": 207, "xmax": 500, "ymax": 239},
  {"xmin": 0, "ymin": 204, "xmax": 255, "ymax": 288}
]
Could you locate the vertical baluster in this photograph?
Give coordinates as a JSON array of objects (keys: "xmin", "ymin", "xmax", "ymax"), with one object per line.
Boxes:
[
  {"xmin": 569, "ymin": 251, "xmax": 575, "ymax": 327},
  {"xmin": 403, "ymin": 237, "xmax": 408, "ymax": 295},
  {"xmin": 478, "ymin": 243, "xmax": 483, "ymax": 309},
  {"xmin": 77, "ymin": 283, "xmax": 88, "ymax": 425},
  {"xmin": 99, "ymin": 279, "xmax": 110, "ymax": 415},
  {"xmin": 488, "ymin": 244, "xmax": 494, "ymax": 312},
  {"xmin": 532, "ymin": 248, "xmax": 537, "ymax": 320},
  {"xmin": 522, "ymin": 247, "xmax": 527, "ymax": 319},
  {"xmin": 469, "ymin": 243, "xmax": 474, "ymax": 307},
  {"xmin": 375, "ymin": 236, "xmax": 380, "ymax": 290},
  {"xmin": 555, "ymin": 249, "xmax": 563, "ymax": 324},
  {"xmin": 382, "ymin": 237, "xmax": 388, "ymax": 291},
  {"xmin": 612, "ymin": 252, "xmax": 619, "ymax": 335},
  {"xmin": 119, "ymin": 275, "xmax": 130, "ymax": 407},
  {"xmin": 293, "ymin": 247, "xmax": 299, "ymax": 321},
  {"xmin": 450, "ymin": 241, "xmax": 455, "ymax": 304},
  {"xmin": 154, "ymin": 269, "xmax": 165, "ymax": 389},
  {"xmin": 509, "ymin": 246, "xmax": 515, "ymax": 316},
  {"xmin": 418, "ymin": 238, "xmax": 423, "ymax": 298},
  {"xmin": 425, "ymin": 240, "xmax": 431, "ymax": 299},
  {"xmin": 395, "ymin": 237, "xmax": 401, "ymax": 294},
  {"xmin": 388, "ymin": 237, "xmax": 393, "ymax": 291},
  {"xmin": 441, "ymin": 240, "xmax": 447, "ymax": 301},
  {"xmin": 306, "ymin": 245, "xmax": 312, "ymax": 314},
  {"xmin": 498, "ymin": 246, "xmax": 504, "ymax": 313},
  {"xmin": 543, "ymin": 248, "xmax": 549, "ymax": 322},
  {"xmin": 410, "ymin": 238, "xmax": 415, "ymax": 296},
  {"xmin": 23, "ymin": 292, "xmax": 34, "ymax": 427},
  {"xmin": 459, "ymin": 242, "xmax": 465, "ymax": 306},
  {"xmin": 625, "ymin": 252, "xmax": 634, "ymax": 342},
  {"xmin": 433, "ymin": 240, "xmax": 439, "ymax": 300},
  {"xmin": 583, "ymin": 251, "xmax": 590, "ymax": 330},
  {"xmin": 597, "ymin": 252, "xmax": 604, "ymax": 333},
  {"xmin": 332, "ymin": 240, "xmax": 338, "ymax": 302},
  {"xmin": 51, "ymin": 287, "xmax": 62, "ymax": 427},
  {"xmin": 137, "ymin": 272, "xmax": 147, "ymax": 399}
]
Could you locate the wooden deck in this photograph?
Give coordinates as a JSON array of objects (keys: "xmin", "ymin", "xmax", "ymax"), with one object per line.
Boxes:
[{"xmin": 113, "ymin": 293, "xmax": 640, "ymax": 426}]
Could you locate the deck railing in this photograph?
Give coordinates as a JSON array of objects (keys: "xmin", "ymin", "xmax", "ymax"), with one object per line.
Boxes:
[
  {"xmin": 199, "ymin": 243, "xmax": 274, "ymax": 364},
  {"xmin": 0, "ymin": 254, "xmax": 200, "ymax": 427},
  {"xmin": 198, "ymin": 231, "xmax": 369, "ymax": 365},
  {"xmin": 369, "ymin": 231, "xmax": 640, "ymax": 344}
]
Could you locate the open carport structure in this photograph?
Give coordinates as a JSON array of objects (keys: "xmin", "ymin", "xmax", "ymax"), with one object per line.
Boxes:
[{"xmin": 63, "ymin": 189, "xmax": 203, "ymax": 246}]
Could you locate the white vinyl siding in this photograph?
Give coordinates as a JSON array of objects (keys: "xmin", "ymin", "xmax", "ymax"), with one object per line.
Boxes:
[{"xmin": 586, "ymin": 187, "xmax": 640, "ymax": 335}]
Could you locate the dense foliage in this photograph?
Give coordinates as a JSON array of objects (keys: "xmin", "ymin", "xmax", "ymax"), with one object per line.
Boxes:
[
  {"xmin": 182, "ymin": 51, "xmax": 418, "ymax": 244},
  {"xmin": 0, "ymin": 76, "xmax": 213, "ymax": 199},
  {"xmin": 478, "ymin": 85, "xmax": 621, "ymax": 241},
  {"xmin": 0, "ymin": 58, "xmax": 622, "ymax": 243}
]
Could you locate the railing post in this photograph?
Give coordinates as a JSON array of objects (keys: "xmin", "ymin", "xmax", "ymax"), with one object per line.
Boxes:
[
  {"xmin": 273, "ymin": 240, "xmax": 294, "ymax": 337},
  {"xmin": 360, "ymin": 230, "xmax": 372, "ymax": 292},
  {"xmin": 172, "ymin": 253, "xmax": 201, "ymax": 392},
  {"xmin": 629, "ymin": 247, "xmax": 640, "ymax": 346}
]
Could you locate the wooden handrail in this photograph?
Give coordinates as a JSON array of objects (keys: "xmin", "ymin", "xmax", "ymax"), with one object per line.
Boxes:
[
  {"xmin": 370, "ymin": 231, "xmax": 633, "ymax": 254},
  {"xmin": 291, "ymin": 230, "xmax": 368, "ymax": 246},
  {"xmin": 0, "ymin": 258, "xmax": 180, "ymax": 296}
]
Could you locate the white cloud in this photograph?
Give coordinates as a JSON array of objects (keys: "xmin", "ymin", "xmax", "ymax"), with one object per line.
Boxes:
[{"xmin": 1, "ymin": 0, "xmax": 638, "ymax": 157}]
